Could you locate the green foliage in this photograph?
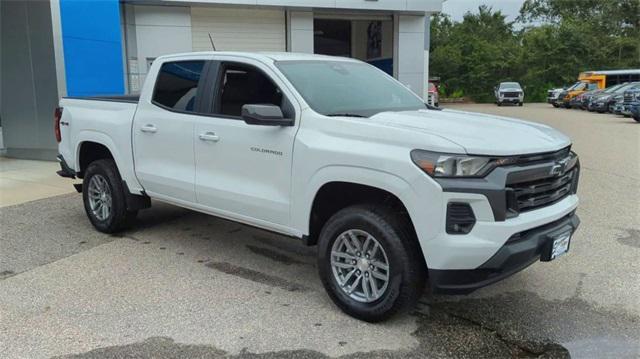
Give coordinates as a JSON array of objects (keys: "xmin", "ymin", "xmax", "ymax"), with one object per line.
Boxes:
[{"xmin": 430, "ymin": 1, "xmax": 640, "ymax": 103}]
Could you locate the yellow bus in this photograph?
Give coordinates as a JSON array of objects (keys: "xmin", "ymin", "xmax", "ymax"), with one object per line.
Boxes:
[{"xmin": 561, "ymin": 69, "xmax": 640, "ymax": 107}]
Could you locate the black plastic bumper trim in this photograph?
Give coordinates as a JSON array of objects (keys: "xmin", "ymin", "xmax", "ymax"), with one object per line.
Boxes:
[
  {"xmin": 429, "ymin": 213, "xmax": 580, "ymax": 295},
  {"xmin": 56, "ymin": 154, "xmax": 77, "ymax": 179}
]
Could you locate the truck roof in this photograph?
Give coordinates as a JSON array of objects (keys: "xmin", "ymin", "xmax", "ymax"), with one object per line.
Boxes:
[{"xmin": 155, "ymin": 51, "xmax": 359, "ymax": 63}]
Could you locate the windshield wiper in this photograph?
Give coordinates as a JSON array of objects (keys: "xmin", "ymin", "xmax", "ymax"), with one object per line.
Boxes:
[{"xmin": 326, "ymin": 113, "xmax": 368, "ymax": 118}]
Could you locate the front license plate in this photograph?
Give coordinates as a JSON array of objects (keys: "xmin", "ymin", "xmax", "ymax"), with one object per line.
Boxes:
[{"xmin": 550, "ymin": 231, "xmax": 572, "ymax": 260}]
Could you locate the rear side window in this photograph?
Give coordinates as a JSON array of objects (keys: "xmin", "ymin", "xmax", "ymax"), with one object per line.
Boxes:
[{"xmin": 153, "ymin": 61, "xmax": 205, "ymax": 112}]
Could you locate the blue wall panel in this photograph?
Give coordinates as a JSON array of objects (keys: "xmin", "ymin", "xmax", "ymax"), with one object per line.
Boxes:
[{"xmin": 60, "ymin": 0, "xmax": 124, "ymax": 96}]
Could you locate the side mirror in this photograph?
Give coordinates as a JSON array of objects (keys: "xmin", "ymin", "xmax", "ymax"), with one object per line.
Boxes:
[{"xmin": 241, "ymin": 104, "xmax": 293, "ymax": 126}]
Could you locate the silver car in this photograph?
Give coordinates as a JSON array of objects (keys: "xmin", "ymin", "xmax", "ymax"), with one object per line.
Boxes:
[{"xmin": 495, "ymin": 82, "xmax": 524, "ymax": 106}]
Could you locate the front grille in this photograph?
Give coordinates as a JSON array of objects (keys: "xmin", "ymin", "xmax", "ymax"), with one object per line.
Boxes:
[
  {"xmin": 502, "ymin": 92, "xmax": 520, "ymax": 98},
  {"xmin": 623, "ymin": 93, "xmax": 634, "ymax": 103},
  {"xmin": 510, "ymin": 167, "xmax": 577, "ymax": 213}
]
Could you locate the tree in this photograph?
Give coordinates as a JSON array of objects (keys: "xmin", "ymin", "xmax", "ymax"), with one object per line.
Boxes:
[{"xmin": 429, "ymin": 1, "xmax": 640, "ymax": 103}]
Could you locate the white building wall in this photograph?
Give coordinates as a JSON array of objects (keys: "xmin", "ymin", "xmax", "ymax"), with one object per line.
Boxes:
[
  {"xmin": 287, "ymin": 11, "xmax": 313, "ymax": 53},
  {"xmin": 395, "ymin": 15, "xmax": 426, "ymax": 98},
  {"xmin": 123, "ymin": 5, "xmax": 192, "ymax": 93}
]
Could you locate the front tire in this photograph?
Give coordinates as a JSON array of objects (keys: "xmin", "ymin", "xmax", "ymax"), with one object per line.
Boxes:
[
  {"xmin": 83, "ymin": 159, "xmax": 137, "ymax": 233},
  {"xmin": 317, "ymin": 205, "xmax": 426, "ymax": 322},
  {"xmin": 518, "ymin": 102, "xmax": 523, "ymax": 107}
]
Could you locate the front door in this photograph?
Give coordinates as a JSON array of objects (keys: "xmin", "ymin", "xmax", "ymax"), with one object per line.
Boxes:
[
  {"xmin": 133, "ymin": 60, "xmax": 207, "ymax": 202},
  {"xmin": 193, "ymin": 60, "xmax": 298, "ymax": 226}
]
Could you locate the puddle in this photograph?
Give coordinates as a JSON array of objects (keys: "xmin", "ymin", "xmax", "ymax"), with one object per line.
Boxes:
[
  {"xmin": 205, "ymin": 261, "xmax": 308, "ymax": 292},
  {"xmin": 0, "ymin": 270, "xmax": 15, "ymax": 279},
  {"xmin": 60, "ymin": 288, "xmax": 640, "ymax": 358},
  {"xmin": 245, "ymin": 244, "xmax": 307, "ymax": 266},
  {"xmin": 616, "ymin": 227, "xmax": 640, "ymax": 248}
]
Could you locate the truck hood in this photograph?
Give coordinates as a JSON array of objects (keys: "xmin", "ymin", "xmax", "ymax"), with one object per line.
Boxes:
[{"xmin": 369, "ymin": 109, "xmax": 571, "ymax": 156}]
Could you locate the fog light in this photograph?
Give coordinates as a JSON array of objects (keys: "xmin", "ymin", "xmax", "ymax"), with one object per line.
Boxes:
[{"xmin": 446, "ymin": 202, "xmax": 476, "ymax": 235}]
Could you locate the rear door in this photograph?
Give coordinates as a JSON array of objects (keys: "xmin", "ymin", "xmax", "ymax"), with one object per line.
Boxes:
[
  {"xmin": 192, "ymin": 58, "xmax": 299, "ymax": 227},
  {"xmin": 132, "ymin": 60, "xmax": 208, "ymax": 202}
]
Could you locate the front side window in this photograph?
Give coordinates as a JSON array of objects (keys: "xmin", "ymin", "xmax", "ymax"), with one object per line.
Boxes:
[
  {"xmin": 216, "ymin": 64, "xmax": 284, "ymax": 117},
  {"xmin": 152, "ymin": 61, "xmax": 205, "ymax": 112},
  {"xmin": 276, "ymin": 60, "xmax": 425, "ymax": 117}
]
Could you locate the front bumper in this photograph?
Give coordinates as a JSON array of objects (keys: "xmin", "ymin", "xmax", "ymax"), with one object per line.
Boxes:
[
  {"xmin": 499, "ymin": 97, "xmax": 523, "ymax": 103},
  {"xmin": 430, "ymin": 212, "xmax": 580, "ymax": 294}
]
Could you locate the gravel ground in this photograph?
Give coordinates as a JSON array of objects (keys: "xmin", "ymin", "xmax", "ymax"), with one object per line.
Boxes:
[{"xmin": 0, "ymin": 103, "xmax": 638, "ymax": 358}]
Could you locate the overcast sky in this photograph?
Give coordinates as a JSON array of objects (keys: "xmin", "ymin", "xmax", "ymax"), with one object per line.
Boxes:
[{"xmin": 442, "ymin": 0, "xmax": 526, "ymax": 22}]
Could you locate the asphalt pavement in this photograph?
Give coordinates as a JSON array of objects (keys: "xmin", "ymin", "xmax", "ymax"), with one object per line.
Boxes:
[{"xmin": 1, "ymin": 103, "xmax": 638, "ymax": 358}]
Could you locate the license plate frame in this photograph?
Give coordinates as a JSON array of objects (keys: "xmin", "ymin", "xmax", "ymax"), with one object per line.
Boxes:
[{"xmin": 541, "ymin": 229, "xmax": 573, "ymax": 262}]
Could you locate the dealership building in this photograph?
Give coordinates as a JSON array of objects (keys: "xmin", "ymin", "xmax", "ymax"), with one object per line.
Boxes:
[{"xmin": 1, "ymin": 0, "xmax": 443, "ymax": 160}]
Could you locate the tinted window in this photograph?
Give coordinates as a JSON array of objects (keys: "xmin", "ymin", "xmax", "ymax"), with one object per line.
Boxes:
[
  {"xmin": 216, "ymin": 64, "xmax": 284, "ymax": 117},
  {"xmin": 153, "ymin": 61, "xmax": 205, "ymax": 112}
]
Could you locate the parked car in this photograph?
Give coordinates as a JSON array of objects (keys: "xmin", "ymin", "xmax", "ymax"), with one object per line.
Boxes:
[
  {"xmin": 630, "ymin": 102, "xmax": 640, "ymax": 122},
  {"xmin": 586, "ymin": 83, "xmax": 625, "ymax": 112},
  {"xmin": 621, "ymin": 86, "xmax": 640, "ymax": 117},
  {"xmin": 570, "ymin": 92, "xmax": 585, "ymax": 109},
  {"xmin": 55, "ymin": 52, "xmax": 580, "ymax": 322},
  {"xmin": 589, "ymin": 82, "xmax": 638, "ymax": 113},
  {"xmin": 579, "ymin": 89, "xmax": 603, "ymax": 110},
  {"xmin": 427, "ymin": 82, "xmax": 439, "ymax": 107},
  {"xmin": 494, "ymin": 82, "xmax": 524, "ymax": 106},
  {"xmin": 560, "ymin": 81, "xmax": 598, "ymax": 108},
  {"xmin": 547, "ymin": 87, "xmax": 565, "ymax": 107}
]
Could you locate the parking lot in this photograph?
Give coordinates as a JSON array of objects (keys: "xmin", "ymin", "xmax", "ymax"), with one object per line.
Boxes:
[{"xmin": 1, "ymin": 103, "xmax": 638, "ymax": 358}]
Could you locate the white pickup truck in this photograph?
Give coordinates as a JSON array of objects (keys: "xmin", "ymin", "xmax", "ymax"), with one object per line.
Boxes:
[{"xmin": 56, "ymin": 52, "xmax": 580, "ymax": 322}]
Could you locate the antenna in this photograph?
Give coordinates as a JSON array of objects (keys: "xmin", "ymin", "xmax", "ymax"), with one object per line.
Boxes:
[{"xmin": 208, "ymin": 33, "xmax": 217, "ymax": 51}]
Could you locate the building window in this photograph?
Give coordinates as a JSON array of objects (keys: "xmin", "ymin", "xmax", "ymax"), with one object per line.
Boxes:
[{"xmin": 152, "ymin": 61, "xmax": 205, "ymax": 112}]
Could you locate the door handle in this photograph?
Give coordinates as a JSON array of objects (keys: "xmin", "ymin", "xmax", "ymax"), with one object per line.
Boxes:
[
  {"xmin": 140, "ymin": 124, "xmax": 157, "ymax": 133},
  {"xmin": 199, "ymin": 132, "xmax": 220, "ymax": 142}
]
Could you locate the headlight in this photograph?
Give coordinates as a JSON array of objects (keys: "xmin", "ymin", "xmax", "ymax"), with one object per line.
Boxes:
[{"xmin": 410, "ymin": 150, "xmax": 516, "ymax": 178}]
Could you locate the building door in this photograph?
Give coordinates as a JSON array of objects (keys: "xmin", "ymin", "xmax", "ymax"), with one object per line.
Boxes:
[
  {"xmin": 314, "ymin": 16, "xmax": 394, "ymax": 76},
  {"xmin": 191, "ymin": 7, "xmax": 286, "ymax": 52}
]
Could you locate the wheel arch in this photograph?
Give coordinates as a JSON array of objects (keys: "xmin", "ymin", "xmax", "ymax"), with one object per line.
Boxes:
[
  {"xmin": 73, "ymin": 130, "xmax": 144, "ymax": 194},
  {"xmin": 297, "ymin": 166, "xmax": 423, "ymax": 252}
]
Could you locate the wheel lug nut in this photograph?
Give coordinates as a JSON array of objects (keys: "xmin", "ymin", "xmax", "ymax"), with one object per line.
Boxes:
[
  {"xmin": 356, "ymin": 252, "xmax": 361, "ymax": 257},
  {"xmin": 352, "ymin": 260, "xmax": 357, "ymax": 265},
  {"xmin": 369, "ymin": 265, "xmax": 374, "ymax": 270},
  {"xmin": 356, "ymin": 270, "xmax": 361, "ymax": 275},
  {"xmin": 365, "ymin": 272, "xmax": 369, "ymax": 277}
]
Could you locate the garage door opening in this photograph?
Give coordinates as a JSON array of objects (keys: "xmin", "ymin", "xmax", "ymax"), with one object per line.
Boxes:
[{"xmin": 314, "ymin": 17, "xmax": 394, "ymax": 75}]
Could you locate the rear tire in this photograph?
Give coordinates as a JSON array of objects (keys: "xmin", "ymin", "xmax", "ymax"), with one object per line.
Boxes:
[
  {"xmin": 634, "ymin": 116, "xmax": 640, "ymax": 122},
  {"xmin": 497, "ymin": 102, "xmax": 502, "ymax": 107},
  {"xmin": 518, "ymin": 102, "xmax": 523, "ymax": 107},
  {"xmin": 317, "ymin": 204, "xmax": 426, "ymax": 322},
  {"xmin": 82, "ymin": 159, "xmax": 137, "ymax": 233}
]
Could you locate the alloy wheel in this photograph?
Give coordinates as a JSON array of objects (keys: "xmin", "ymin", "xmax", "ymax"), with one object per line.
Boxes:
[{"xmin": 330, "ymin": 229, "xmax": 390, "ymax": 303}]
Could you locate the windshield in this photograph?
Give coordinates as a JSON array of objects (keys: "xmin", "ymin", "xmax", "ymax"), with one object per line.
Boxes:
[
  {"xmin": 567, "ymin": 82, "xmax": 581, "ymax": 91},
  {"xmin": 499, "ymin": 82, "xmax": 521, "ymax": 89},
  {"xmin": 276, "ymin": 61, "xmax": 425, "ymax": 117},
  {"xmin": 603, "ymin": 84, "xmax": 623, "ymax": 93}
]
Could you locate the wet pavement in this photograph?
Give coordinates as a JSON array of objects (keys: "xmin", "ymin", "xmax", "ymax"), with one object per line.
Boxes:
[{"xmin": 1, "ymin": 104, "xmax": 639, "ymax": 358}]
